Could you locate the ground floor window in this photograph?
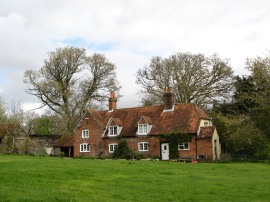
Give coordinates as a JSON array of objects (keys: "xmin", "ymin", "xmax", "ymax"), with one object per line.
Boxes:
[
  {"xmin": 138, "ymin": 142, "xmax": 148, "ymax": 151},
  {"xmin": 80, "ymin": 143, "xmax": 90, "ymax": 152},
  {"xmin": 109, "ymin": 143, "xmax": 118, "ymax": 153},
  {"xmin": 178, "ymin": 142, "xmax": 190, "ymax": 150}
]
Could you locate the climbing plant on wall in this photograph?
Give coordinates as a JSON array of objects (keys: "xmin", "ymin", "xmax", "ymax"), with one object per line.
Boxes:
[{"xmin": 161, "ymin": 131, "xmax": 192, "ymax": 159}]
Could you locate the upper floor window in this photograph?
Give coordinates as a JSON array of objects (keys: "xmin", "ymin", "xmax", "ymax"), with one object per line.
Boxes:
[
  {"xmin": 109, "ymin": 144, "xmax": 118, "ymax": 153},
  {"xmin": 138, "ymin": 124, "xmax": 148, "ymax": 135},
  {"xmin": 109, "ymin": 126, "xmax": 118, "ymax": 136},
  {"xmin": 138, "ymin": 142, "xmax": 148, "ymax": 151},
  {"xmin": 82, "ymin": 129, "xmax": 89, "ymax": 138},
  {"xmin": 178, "ymin": 142, "xmax": 190, "ymax": 150},
  {"xmin": 80, "ymin": 143, "xmax": 90, "ymax": 152},
  {"xmin": 106, "ymin": 118, "xmax": 123, "ymax": 137},
  {"xmin": 137, "ymin": 116, "xmax": 152, "ymax": 135},
  {"xmin": 204, "ymin": 122, "xmax": 209, "ymax": 126}
]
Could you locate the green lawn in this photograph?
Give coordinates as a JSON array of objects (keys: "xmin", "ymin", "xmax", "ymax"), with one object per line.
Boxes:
[{"xmin": 0, "ymin": 155, "xmax": 269, "ymax": 202}]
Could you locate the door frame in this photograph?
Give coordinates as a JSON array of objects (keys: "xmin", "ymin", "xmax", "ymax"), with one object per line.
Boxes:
[{"xmin": 160, "ymin": 143, "xmax": 169, "ymax": 160}]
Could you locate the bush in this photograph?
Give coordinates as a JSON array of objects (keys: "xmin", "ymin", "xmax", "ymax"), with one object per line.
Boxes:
[
  {"xmin": 254, "ymin": 142, "xmax": 270, "ymax": 160},
  {"xmin": 113, "ymin": 140, "xmax": 135, "ymax": 159}
]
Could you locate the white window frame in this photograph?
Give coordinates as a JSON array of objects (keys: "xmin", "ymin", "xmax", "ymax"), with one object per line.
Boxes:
[
  {"xmin": 80, "ymin": 143, "xmax": 90, "ymax": 152},
  {"xmin": 82, "ymin": 129, "xmax": 90, "ymax": 138},
  {"xmin": 137, "ymin": 124, "xmax": 152, "ymax": 135},
  {"xmin": 108, "ymin": 126, "xmax": 123, "ymax": 136},
  {"xmin": 109, "ymin": 126, "xmax": 117, "ymax": 136},
  {"xmin": 178, "ymin": 142, "xmax": 190, "ymax": 150},
  {"xmin": 138, "ymin": 142, "xmax": 148, "ymax": 151},
  {"xmin": 109, "ymin": 143, "xmax": 118, "ymax": 153},
  {"xmin": 138, "ymin": 124, "xmax": 148, "ymax": 135}
]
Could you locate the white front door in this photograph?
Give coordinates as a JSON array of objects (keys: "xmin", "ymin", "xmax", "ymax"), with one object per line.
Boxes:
[{"xmin": 161, "ymin": 143, "xmax": 169, "ymax": 160}]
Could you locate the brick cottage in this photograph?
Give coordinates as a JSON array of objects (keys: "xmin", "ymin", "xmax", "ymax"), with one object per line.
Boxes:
[{"xmin": 73, "ymin": 89, "xmax": 221, "ymax": 161}]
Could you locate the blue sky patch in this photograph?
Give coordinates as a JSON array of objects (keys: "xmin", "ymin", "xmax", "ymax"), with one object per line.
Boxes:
[{"xmin": 63, "ymin": 37, "xmax": 117, "ymax": 52}]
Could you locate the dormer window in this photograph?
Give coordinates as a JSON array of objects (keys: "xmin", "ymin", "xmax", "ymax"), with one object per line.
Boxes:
[
  {"xmin": 138, "ymin": 124, "xmax": 148, "ymax": 134},
  {"xmin": 137, "ymin": 116, "xmax": 152, "ymax": 135},
  {"xmin": 138, "ymin": 124, "xmax": 149, "ymax": 135},
  {"xmin": 109, "ymin": 126, "xmax": 118, "ymax": 136},
  {"xmin": 107, "ymin": 118, "xmax": 123, "ymax": 137},
  {"xmin": 82, "ymin": 129, "xmax": 89, "ymax": 138}
]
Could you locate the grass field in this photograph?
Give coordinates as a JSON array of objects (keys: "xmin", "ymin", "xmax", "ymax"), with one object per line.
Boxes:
[{"xmin": 0, "ymin": 155, "xmax": 269, "ymax": 202}]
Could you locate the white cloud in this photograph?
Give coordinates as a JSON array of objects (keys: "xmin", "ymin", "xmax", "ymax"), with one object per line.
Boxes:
[{"xmin": 0, "ymin": 0, "xmax": 270, "ymax": 112}]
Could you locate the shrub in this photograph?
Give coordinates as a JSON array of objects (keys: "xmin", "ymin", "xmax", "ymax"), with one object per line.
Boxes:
[{"xmin": 113, "ymin": 140, "xmax": 135, "ymax": 159}]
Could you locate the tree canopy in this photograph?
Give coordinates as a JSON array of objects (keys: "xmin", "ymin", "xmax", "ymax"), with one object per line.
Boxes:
[
  {"xmin": 0, "ymin": 96, "xmax": 7, "ymax": 123},
  {"xmin": 212, "ymin": 52, "xmax": 270, "ymax": 158},
  {"xmin": 136, "ymin": 52, "xmax": 234, "ymax": 106},
  {"xmin": 24, "ymin": 47, "xmax": 120, "ymax": 131}
]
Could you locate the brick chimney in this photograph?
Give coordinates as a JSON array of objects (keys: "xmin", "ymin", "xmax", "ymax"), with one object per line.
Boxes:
[
  {"xmin": 163, "ymin": 88, "xmax": 175, "ymax": 110},
  {"xmin": 109, "ymin": 91, "xmax": 117, "ymax": 111}
]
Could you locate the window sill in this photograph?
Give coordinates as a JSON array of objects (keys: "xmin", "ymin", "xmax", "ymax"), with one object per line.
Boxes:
[{"xmin": 108, "ymin": 135, "xmax": 119, "ymax": 137}]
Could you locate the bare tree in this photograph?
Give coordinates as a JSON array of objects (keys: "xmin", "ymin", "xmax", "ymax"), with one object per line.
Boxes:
[
  {"xmin": 24, "ymin": 47, "xmax": 120, "ymax": 131},
  {"xmin": 136, "ymin": 52, "xmax": 234, "ymax": 106}
]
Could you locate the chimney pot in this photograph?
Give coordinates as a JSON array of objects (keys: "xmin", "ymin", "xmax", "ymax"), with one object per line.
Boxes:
[
  {"xmin": 109, "ymin": 91, "xmax": 117, "ymax": 111},
  {"xmin": 163, "ymin": 88, "xmax": 175, "ymax": 110}
]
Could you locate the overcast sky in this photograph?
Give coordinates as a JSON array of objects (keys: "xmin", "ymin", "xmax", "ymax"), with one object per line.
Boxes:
[{"xmin": 0, "ymin": 0, "xmax": 269, "ymax": 113}]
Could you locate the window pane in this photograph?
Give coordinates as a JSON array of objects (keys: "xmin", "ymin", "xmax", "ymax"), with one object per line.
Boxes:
[
  {"xmin": 179, "ymin": 142, "xmax": 189, "ymax": 150},
  {"xmin": 144, "ymin": 143, "xmax": 148, "ymax": 150},
  {"xmin": 109, "ymin": 126, "xmax": 118, "ymax": 135},
  {"xmin": 82, "ymin": 130, "xmax": 89, "ymax": 138},
  {"xmin": 179, "ymin": 144, "xmax": 184, "ymax": 150},
  {"xmin": 138, "ymin": 125, "xmax": 142, "ymax": 133},
  {"xmin": 110, "ymin": 127, "xmax": 113, "ymax": 135},
  {"xmin": 140, "ymin": 143, "xmax": 143, "ymax": 150},
  {"xmin": 138, "ymin": 124, "xmax": 148, "ymax": 134},
  {"xmin": 143, "ymin": 125, "xmax": 147, "ymax": 133}
]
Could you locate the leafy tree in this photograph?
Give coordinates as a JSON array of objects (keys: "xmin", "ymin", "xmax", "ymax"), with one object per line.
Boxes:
[
  {"xmin": 136, "ymin": 52, "xmax": 234, "ymax": 106},
  {"xmin": 0, "ymin": 96, "xmax": 7, "ymax": 123},
  {"xmin": 212, "ymin": 76, "xmax": 257, "ymax": 115},
  {"xmin": 211, "ymin": 53, "xmax": 270, "ymax": 158},
  {"xmin": 245, "ymin": 54, "xmax": 270, "ymax": 137},
  {"xmin": 213, "ymin": 114, "xmax": 267, "ymax": 157},
  {"xmin": 32, "ymin": 116, "xmax": 53, "ymax": 135},
  {"xmin": 24, "ymin": 47, "xmax": 120, "ymax": 131}
]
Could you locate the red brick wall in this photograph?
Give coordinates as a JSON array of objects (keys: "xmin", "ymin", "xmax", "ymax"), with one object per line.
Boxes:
[
  {"xmin": 197, "ymin": 138, "xmax": 213, "ymax": 160},
  {"xmin": 178, "ymin": 137, "xmax": 197, "ymax": 158},
  {"xmin": 73, "ymin": 112, "xmax": 104, "ymax": 157},
  {"xmin": 74, "ymin": 114, "xmax": 214, "ymax": 160},
  {"xmin": 177, "ymin": 137, "xmax": 213, "ymax": 160},
  {"xmin": 101, "ymin": 136, "xmax": 161, "ymax": 158},
  {"xmin": 126, "ymin": 136, "xmax": 161, "ymax": 158}
]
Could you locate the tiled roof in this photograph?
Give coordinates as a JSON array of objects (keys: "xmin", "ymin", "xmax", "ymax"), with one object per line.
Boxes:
[
  {"xmin": 88, "ymin": 103, "xmax": 209, "ymax": 137},
  {"xmin": 198, "ymin": 126, "xmax": 215, "ymax": 138},
  {"xmin": 55, "ymin": 135, "xmax": 74, "ymax": 147}
]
